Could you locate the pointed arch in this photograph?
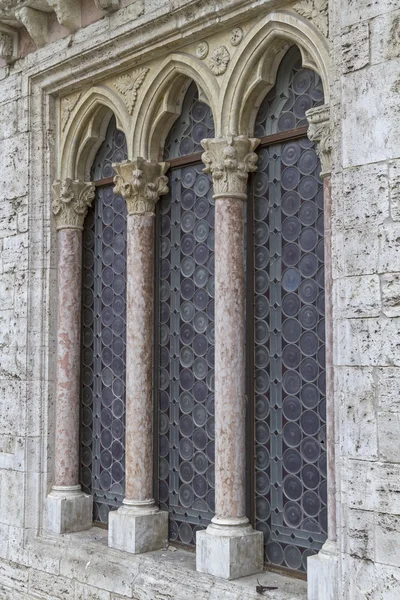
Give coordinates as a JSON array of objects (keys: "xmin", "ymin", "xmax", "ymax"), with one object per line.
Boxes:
[
  {"xmin": 59, "ymin": 85, "xmax": 131, "ymax": 180},
  {"xmin": 221, "ymin": 10, "xmax": 330, "ymax": 136},
  {"xmin": 133, "ymin": 53, "xmax": 220, "ymax": 160}
]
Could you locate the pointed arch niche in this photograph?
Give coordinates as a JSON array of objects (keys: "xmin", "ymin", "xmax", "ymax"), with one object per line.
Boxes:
[
  {"xmin": 248, "ymin": 45, "xmax": 328, "ymax": 574},
  {"xmin": 155, "ymin": 81, "xmax": 217, "ymax": 546},
  {"xmin": 80, "ymin": 114, "xmax": 129, "ymax": 525}
]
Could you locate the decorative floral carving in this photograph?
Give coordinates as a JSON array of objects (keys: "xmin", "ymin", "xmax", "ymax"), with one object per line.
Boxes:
[
  {"xmin": 209, "ymin": 45, "xmax": 230, "ymax": 76},
  {"xmin": 52, "ymin": 179, "xmax": 95, "ymax": 230},
  {"xmin": 113, "ymin": 158, "xmax": 169, "ymax": 215},
  {"xmin": 196, "ymin": 41, "xmax": 209, "ymax": 59},
  {"xmin": 0, "ymin": 32, "xmax": 12, "ymax": 59},
  {"xmin": 294, "ymin": 0, "xmax": 328, "ymax": 38},
  {"xmin": 94, "ymin": 0, "xmax": 119, "ymax": 11},
  {"xmin": 306, "ymin": 104, "xmax": 332, "ymax": 177},
  {"xmin": 114, "ymin": 68, "xmax": 149, "ymax": 115},
  {"xmin": 201, "ymin": 136, "xmax": 259, "ymax": 197},
  {"xmin": 61, "ymin": 92, "xmax": 82, "ymax": 133},
  {"xmin": 230, "ymin": 26, "xmax": 243, "ymax": 46}
]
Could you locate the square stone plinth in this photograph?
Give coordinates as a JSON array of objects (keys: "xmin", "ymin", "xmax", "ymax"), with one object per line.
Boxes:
[
  {"xmin": 47, "ymin": 489, "xmax": 93, "ymax": 534},
  {"xmin": 307, "ymin": 541, "xmax": 338, "ymax": 600},
  {"xmin": 108, "ymin": 506, "xmax": 168, "ymax": 554},
  {"xmin": 196, "ymin": 525, "xmax": 263, "ymax": 580}
]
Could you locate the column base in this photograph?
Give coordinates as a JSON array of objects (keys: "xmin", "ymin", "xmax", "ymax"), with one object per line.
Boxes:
[
  {"xmin": 108, "ymin": 501, "xmax": 168, "ymax": 554},
  {"xmin": 196, "ymin": 520, "xmax": 263, "ymax": 580},
  {"xmin": 46, "ymin": 486, "xmax": 93, "ymax": 534},
  {"xmin": 307, "ymin": 540, "xmax": 338, "ymax": 600}
]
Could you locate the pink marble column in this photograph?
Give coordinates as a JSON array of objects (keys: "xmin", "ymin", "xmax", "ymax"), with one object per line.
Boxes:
[
  {"xmin": 196, "ymin": 136, "xmax": 263, "ymax": 580},
  {"xmin": 108, "ymin": 158, "xmax": 169, "ymax": 554},
  {"xmin": 47, "ymin": 178, "xmax": 95, "ymax": 534}
]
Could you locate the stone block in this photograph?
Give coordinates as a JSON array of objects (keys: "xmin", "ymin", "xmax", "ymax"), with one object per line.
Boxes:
[
  {"xmin": 75, "ymin": 583, "xmax": 111, "ymax": 600},
  {"xmin": 342, "ymin": 162, "xmax": 389, "ymax": 229},
  {"xmin": 378, "ymin": 411, "xmax": 400, "ymax": 462},
  {"xmin": 342, "ymin": 60, "xmax": 400, "ymax": 167},
  {"xmin": 343, "ymin": 556, "xmax": 400, "ymax": 600},
  {"xmin": 335, "ymin": 367, "xmax": 377, "ymax": 459},
  {"xmin": 389, "ymin": 158, "xmax": 400, "ymax": 220},
  {"xmin": 381, "ymin": 273, "xmax": 400, "ymax": 316},
  {"xmin": 341, "ymin": 0, "xmax": 399, "ymax": 26},
  {"xmin": 0, "ymin": 559, "xmax": 28, "ymax": 594},
  {"xmin": 344, "ymin": 509, "xmax": 375, "ymax": 560},
  {"xmin": 376, "ymin": 367, "xmax": 400, "ymax": 411},
  {"xmin": 0, "ymin": 102, "xmax": 17, "ymax": 141},
  {"xmin": 342, "ymin": 22, "xmax": 370, "ymax": 73},
  {"xmin": 332, "ymin": 228, "xmax": 379, "ymax": 277},
  {"xmin": 378, "ymin": 223, "xmax": 400, "ymax": 273},
  {"xmin": 307, "ymin": 542, "xmax": 338, "ymax": 600},
  {"xmin": 0, "ymin": 134, "xmax": 29, "ymax": 201},
  {"xmin": 196, "ymin": 524, "xmax": 263, "ymax": 580},
  {"xmin": 333, "ymin": 275, "xmax": 381, "ymax": 319},
  {"xmin": 370, "ymin": 10, "xmax": 400, "ymax": 64},
  {"xmin": 29, "ymin": 568, "xmax": 75, "ymax": 599},
  {"xmin": 0, "ymin": 470, "xmax": 25, "ymax": 528},
  {"xmin": 375, "ymin": 513, "xmax": 400, "ymax": 568},
  {"xmin": 336, "ymin": 317, "xmax": 400, "ymax": 367},
  {"xmin": 46, "ymin": 488, "xmax": 93, "ymax": 535},
  {"xmin": 108, "ymin": 505, "xmax": 168, "ymax": 555}
]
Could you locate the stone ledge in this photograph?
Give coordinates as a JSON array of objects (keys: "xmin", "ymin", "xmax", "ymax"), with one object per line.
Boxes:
[{"xmin": 23, "ymin": 527, "xmax": 308, "ymax": 600}]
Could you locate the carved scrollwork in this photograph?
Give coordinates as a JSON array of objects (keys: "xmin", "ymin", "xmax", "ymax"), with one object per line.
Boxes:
[
  {"xmin": 201, "ymin": 136, "xmax": 260, "ymax": 198},
  {"xmin": 52, "ymin": 179, "xmax": 95, "ymax": 230},
  {"xmin": 306, "ymin": 104, "xmax": 332, "ymax": 178},
  {"xmin": 113, "ymin": 68, "xmax": 149, "ymax": 115},
  {"xmin": 113, "ymin": 158, "xmax": 169, "ymax": 215},
  {"xmin": 294, "ymin": 0, "xmax": 328, "ymax": 38}
]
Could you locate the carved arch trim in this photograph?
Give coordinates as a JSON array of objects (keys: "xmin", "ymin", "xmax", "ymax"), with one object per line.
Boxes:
[
  {"xmin": 221, "ymin": 10, "xmax": 330, "ymax": 136},
  {"xmin": 59, "ymin": 85, "xmax": 131, "ymax": 180},
  {"xmin": 133, "ymin": 53, "xmax": 220, "ymax": 161}
]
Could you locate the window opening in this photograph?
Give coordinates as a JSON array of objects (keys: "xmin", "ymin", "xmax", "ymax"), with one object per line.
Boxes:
[{"xmin": 80, "ymin": 116, "xmax": 129, "ymax": 525}]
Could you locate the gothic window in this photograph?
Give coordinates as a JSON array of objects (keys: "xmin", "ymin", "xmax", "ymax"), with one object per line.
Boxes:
[
  {"xmin": 80, "ymin": 116, "xmax": 129, "ymax": 524},
  {"xmin": 157, "ymin": 82, "xmax": 216, "ymax": 546},
  {"xmin": 250, "ymin": 46, "xmax": 327, "ymax": 572}
]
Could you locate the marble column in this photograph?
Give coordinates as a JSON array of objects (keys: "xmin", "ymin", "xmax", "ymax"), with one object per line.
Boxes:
[
  {"xmin": 47, "ymin": 178, "xmax": 95, "ymax": 534},
  {"xmin": 196, "ymin": 136, "xmax": 263, "ymax": 580},
  {"xmin": 108, "ymin": 158, "xmax": 169, "ymax": 554},
  {"xmin": 305, "ymin": 105, "xmax": 338, "ymax": 600}
]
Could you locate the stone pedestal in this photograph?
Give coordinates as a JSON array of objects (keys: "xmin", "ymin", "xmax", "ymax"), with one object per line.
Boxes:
[
  {"xmin": 108, "ymin": 159, "xmax": 169, "ymax": 554},
  {"xmin": 47, "ymin": 486, "xmax": 93, "ymax": 535},
  {"xmin": 109, "ymin": 502, "xmax": 168, "ymax": 554},
  {"xmin": 307, "ymin": 541, "xmax": 338, "ymax": 600},
  {"xmin": 47, "ymin": 179, "xmax": 95, "ymax": 535},
  {"xmin": 197, "ymin": 522, "xmax": 263, "ymax": 580}
]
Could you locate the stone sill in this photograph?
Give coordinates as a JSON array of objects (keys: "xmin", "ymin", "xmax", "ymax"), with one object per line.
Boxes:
[{"xmin": 33, "ymin": 527, "xmax": 307, "ymax": 600}]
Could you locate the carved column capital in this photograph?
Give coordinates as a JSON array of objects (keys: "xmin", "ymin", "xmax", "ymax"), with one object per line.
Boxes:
[
  {"xmin": 201, "ymin": 136, "xmax": 260, "ymax": 199},
  {"xmin": 113, "ymin": 158, "xmax": 169, "ymax": 216},
  {"xmin": 52, "ymin": 179, "xmax": 95, "ymax": 231},
  {"xmin": 306, "ymin": 104, "xmax": 332, "ymax": 178}
]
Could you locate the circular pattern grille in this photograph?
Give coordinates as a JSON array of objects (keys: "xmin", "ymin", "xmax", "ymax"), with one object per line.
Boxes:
[
  {"xmin": 253, "ymin": 47, "xmax": 327, "ymax": 572},
  {"xmin": 81, "ymin": 117, "xmax": 128, "ymax": 524},
  {"xmin": 159, "ymin": 82, "xmax": 215, "ymax": 545}
]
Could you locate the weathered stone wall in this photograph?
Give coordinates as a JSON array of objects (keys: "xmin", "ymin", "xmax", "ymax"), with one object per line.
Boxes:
[
  {"xmin": 330, "ymin": 0, "xmax": 400, "ymax": 597},
  {"xmin": 0, "ymin": 0, "xmax": 399, "ymax": 598}
]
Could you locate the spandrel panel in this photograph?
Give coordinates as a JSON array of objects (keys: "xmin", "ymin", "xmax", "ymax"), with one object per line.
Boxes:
[{"xmin": 81, "ymin": 117, "xmax": 128, "ymax": 524}]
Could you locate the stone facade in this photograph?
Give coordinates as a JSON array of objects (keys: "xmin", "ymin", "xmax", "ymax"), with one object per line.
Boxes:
[{"xmin": 0, "ymin": 0, "xmax": 399, "ymax": 598}]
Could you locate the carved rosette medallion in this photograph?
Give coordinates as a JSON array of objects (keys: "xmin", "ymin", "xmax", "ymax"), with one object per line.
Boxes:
[
  {"xmin": 113, "ymin": 158, "xmax": 169, "ymax": 215},
  {"xmin": 305, "ymin": 104, "xmax": 332, "ymax": 178},
  {"xmin": 114, "ymin": 68, "xmax": 149, "ymax": 115},
  {"xmin": 196, "ymin": 41, "xmax": 209, "ymax": 59},
  {"xmin": 52, "ymin": 179, "xmax": 95, "ymax": 230},
  {"xmin": 294, "ymin": 0, "xmax": 328, "ymax": 37},
  {"xmin": 201, "ymin": 136, "xmax": 260, "ymax": 199},
  {"xmin": 209, "ymin": 45, "xmax": 230, "ymax": 75},
  {"xmin": 230, "ymin": 27, "xmax": 243, "ymax": 46}
]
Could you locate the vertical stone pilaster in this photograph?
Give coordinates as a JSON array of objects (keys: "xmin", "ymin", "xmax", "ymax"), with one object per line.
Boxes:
[
  {"xmin": 108, "ymin": 158, "xmax": 169, "ymax": 554},
  {"xmin": 47, "ymin": 179, "xmax": 95, "ymax": 535},
  {"xmin": 306, "ymin": 106, "xmax": 338, "ymax": 600},
  {"xmin": 196, "ymin": 136, "xmax": 264, "ymax": 580}
]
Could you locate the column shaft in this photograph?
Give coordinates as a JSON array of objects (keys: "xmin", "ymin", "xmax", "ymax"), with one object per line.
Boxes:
[
  {"xmin": 125, "ymin": 214, "xmax": 155, "ymax": 502},
  {"xmin": 54, "ymin": 229, "xmax": 82, "ymax": 487},
  {"xmin": 214, "ymin": 198, "xmax": 246, "ymax": 522}
]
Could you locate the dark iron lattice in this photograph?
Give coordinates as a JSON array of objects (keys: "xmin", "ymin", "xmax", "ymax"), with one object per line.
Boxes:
[
  {"xmin": 80, "ymin": 117, "xmax": 128, "ymax": 524},
  {"xmin": 158, "ymin": 83, "xmax": 216, "ymax": 545},
  {"xmin": 252, "ymin": 47, "xmax": 327, "ymax": 572}
]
